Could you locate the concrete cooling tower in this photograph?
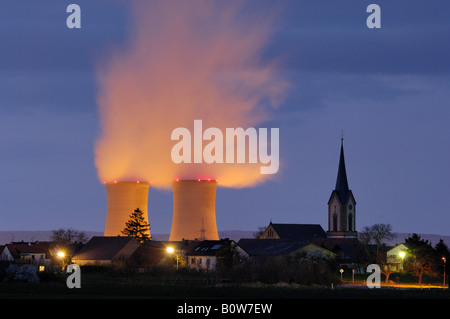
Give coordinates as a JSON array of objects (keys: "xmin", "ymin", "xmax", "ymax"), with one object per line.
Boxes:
[
  {"xmin": 104, "ymin": 181, "xmax": 151, "ymax": 237},
  {"xmin": 169, "ymin": 179, "xmax": 219, "ymax": 241}
]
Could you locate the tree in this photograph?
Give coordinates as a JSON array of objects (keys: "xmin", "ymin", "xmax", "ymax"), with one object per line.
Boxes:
[
  {"xmin": 253, "ymin": 226, "xmax": 266, "ymax": 239},
  {"xmin": 122, "ymin": 208, "xmax": 151, "ymax": 243},
  {"xmin": 373, "ymin": 251, "xmax": 398, "ymax": 283},
  {"xmin": 404, "ymin": 234, "xmax": 436, "ymax": 285},
  {"xmin": 50, "ymin": 228, "xmax": 87, "ymax": 270},
  {"xmin": 50, "ymin": 228, "xmax": 88, "ymax": 245},
  {"xmin": 359, "ymin": 223, "xmax": 394, "ymax": 253}
]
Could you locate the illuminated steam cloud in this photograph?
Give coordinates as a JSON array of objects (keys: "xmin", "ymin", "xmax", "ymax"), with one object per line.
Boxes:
[{"xmin": 94, "ymin": 0, "xmax": 288, "ymax": 189}]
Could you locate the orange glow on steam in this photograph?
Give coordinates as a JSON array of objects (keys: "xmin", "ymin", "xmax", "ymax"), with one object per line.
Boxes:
[{"xmin": 94, "ymin": 0, "xmax": 288, "ymax": 189}]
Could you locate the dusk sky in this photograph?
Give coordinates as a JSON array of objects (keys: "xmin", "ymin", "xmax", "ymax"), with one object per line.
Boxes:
[{"xmin": 0, "ymin": 0, "xmax": 449, "ymax": 237}]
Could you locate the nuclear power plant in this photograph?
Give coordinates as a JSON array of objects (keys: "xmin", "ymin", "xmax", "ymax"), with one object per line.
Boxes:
[
  {"xmin": 104, "ymin": 181, "xmax": 151, "ymax": 238},
  {"xmin": 169, "ymin": 179, "xmax": 219, "ymax": 241}
]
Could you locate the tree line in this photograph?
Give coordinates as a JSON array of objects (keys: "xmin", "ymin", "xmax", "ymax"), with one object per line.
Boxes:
[{"xmin": 359, "ymin": 224, "xmax": 449, "ymax": 285}]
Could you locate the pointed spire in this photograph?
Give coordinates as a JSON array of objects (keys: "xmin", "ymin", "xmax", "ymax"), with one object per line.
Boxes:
[{"xmin": 335, "ymin": 137, "xmax": 349, "ymax": 203}]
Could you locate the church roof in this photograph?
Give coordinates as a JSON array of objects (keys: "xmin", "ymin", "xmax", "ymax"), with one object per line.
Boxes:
[
  {"xmin": 335, "ymin": 139, "xmax": 350, "ymax": 204},
  {"xmin": 264, "ymin": 223, "xmax": 327, "ymax": 242},
  {"xmin": 238, "ymin": 239, "xmax": 309, "ymax": 256}
]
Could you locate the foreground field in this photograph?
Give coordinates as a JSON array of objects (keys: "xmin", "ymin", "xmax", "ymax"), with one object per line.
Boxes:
[{"xmin": 0, "ymin": 274, "xmax": 449, "ymax": 299}]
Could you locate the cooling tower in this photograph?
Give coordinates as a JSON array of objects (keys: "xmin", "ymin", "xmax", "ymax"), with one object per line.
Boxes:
[
  {"xmin": 169, "ymin": 179, "xmax": 219, "ymax": 241},
  {"xmin": 104, "ymin": 181, "xmax": 151, "ymax": 237}
]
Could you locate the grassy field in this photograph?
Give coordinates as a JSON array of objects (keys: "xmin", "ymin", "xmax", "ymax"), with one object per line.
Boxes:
[{"xmin": 0, "ymin": 271, "xmax": 449, "ymax": 299}]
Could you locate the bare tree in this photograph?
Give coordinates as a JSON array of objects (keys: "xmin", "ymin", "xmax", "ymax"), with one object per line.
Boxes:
[
  {"xmin": 359, "ymin": 223, "xmax": 394, "ymax": 253},
  {"xmin": 50, "ymin": 228, "xmax": 88, "ymax": 245},
  {"xmin": 253, "ymin": 226, "xmax": 266, "ymax": 239},
  {"xmin": 374, "ymin": 251, "xmax": 398, "ymax": 283},
  {"xmin": 50, "ymin": 228, "xmax": 88, "ymax": 269}
]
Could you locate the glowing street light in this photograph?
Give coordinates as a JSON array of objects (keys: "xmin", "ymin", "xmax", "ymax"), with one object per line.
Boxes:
[
  {"xmin": 167, "ymin": 246, "xmax": 179, "ymax": 270},
  {"xmin": 399, "ymin": 251, "xmax": 406, "ymax": 272},
  {"xmin": 56, "ymin": 250, "xmax": 67, "ymax": 271}
]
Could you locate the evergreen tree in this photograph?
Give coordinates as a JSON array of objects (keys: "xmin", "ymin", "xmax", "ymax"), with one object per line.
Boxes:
[
  {"xmin": 121, "ymin": 208, "xmax": 151, "ymax": 243},
  {"xmin": 404, "ymin": 233, "xmax": 436, "ymax": 285}
]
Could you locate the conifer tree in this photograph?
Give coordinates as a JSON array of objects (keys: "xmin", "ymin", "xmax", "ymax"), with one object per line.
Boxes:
[{"xmin": 121, "ymin": 208, "xmax": 151, "ymax": 243}]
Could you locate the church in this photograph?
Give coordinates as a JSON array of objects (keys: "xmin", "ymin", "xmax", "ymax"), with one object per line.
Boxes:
[
  {"xmin": 260, "ymin": 137, "xmax": 358, "ymax": 241},
  {"xmin": 241, "ymin": 138, "xmax": 361, "ymax": 266}
]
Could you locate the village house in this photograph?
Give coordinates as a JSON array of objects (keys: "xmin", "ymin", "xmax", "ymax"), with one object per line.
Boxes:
[
  {"xmin": 71, "ymin": 236, "xmax": 141, "ymax": 266},
  {"xmin": 2, "ymin": 242, "xmax": 53, "ymax": 266},
  {"xmin": 185, "ymin": 239, "xmax": 247, "ymax": 271},
  {"xmin": 0, "ymin": 245, "xmax": 13, "ymax": 261},
  {"xmin": 385, "ymin": 243, "xmax": 408, "ymax": 271}
]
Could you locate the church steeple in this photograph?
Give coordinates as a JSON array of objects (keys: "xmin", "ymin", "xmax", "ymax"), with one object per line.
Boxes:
[
  {"xmin": 335, "ymin": 138, "xmax": 349, "ymax": 204},
  {"xmin": 327, "ymin": 137, "xmax": 357, "ymax": 239}
]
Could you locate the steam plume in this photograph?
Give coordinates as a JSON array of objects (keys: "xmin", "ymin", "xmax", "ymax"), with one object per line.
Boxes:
[{"xmin": 94, "ymin": 0, "xmax": 288, "ymax": 189}]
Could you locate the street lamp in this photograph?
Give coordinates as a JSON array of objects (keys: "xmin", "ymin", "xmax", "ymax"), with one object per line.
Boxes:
[
  {"xmin": 167, "ymin": 246, "xmax": 179, "ymax": 270},
  {"xmin": 442, "ymin": 257, "xmax": 446, "ymax": 288},
  {"xmin": 57, "ymin": 250, "xmax": 66, "ymax": 271},
  {"xmin": 399, "ymin": 251, "xmax": 405, "ymax": 272}
]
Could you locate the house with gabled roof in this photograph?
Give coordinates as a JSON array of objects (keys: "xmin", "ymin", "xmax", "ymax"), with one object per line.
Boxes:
[
  {"xmin": 259, "ymin": 223, "xmax": 327, "ymax": 242},
  {"xmin": 130, "ymin": 241, "xmax": 175, "ymax": 270},
  {"xmin": 0, "ymin": 245, "xmax": 13, "ymax": 261},
  {"xmin": 71, "ymin": 236, "xmax": 140, "ymax": 266},
  {"xmin": 386, "ymin": 243, "xmax": 408, "ymax": 271},
  {"xmin": 4, "ymin": 242, "xmax": 53, "ymax": 266}
]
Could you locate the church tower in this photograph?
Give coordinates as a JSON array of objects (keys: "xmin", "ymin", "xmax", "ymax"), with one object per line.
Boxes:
[{"xmin": 327, "ymin": 138, "xmax": 357, "ymax": 238}]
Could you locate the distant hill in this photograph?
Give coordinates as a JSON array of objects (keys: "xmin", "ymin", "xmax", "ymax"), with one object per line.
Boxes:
[
  {"xmin": 0, "ymin": 230, "xmax": 103, "ymax": 245},
  {"xmin": 1, "ymin": 230, "xmax": 449, "ymax": 246},
  {"xmin": 0, "ymin": 230, "xmax": 256, "ymax": 244}
]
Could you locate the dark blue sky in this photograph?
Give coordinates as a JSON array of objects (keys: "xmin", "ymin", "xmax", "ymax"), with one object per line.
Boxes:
[{"xmin": 0, "ymin": 0, "xmax": 449, "ymax": 236}]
